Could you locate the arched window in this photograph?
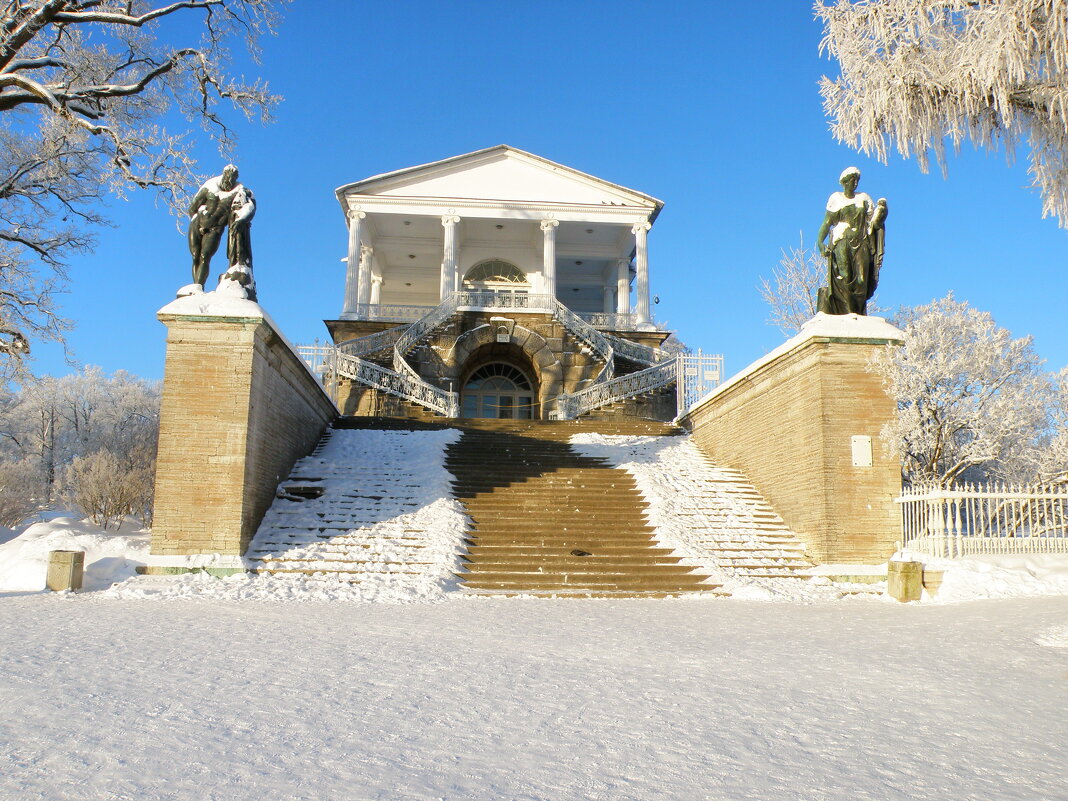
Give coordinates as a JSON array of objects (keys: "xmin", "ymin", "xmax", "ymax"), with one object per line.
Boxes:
[
  {"xmin": 462, "ymin": 259, "xmax": 529, "ymax": 288},
  {"xmin": 461, "ymin": 363, "xmax": 535, "ymax": 419}
]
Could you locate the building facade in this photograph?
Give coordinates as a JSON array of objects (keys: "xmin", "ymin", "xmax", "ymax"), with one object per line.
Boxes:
[{"xmin": 322, "ymin": 145, "xmax": 700, "ymax": 421}]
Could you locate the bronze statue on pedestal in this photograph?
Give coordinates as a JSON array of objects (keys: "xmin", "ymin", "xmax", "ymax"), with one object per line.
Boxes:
[{"xmin": 816, "ymin": 167, "xmax": 886, "ymax": 315}]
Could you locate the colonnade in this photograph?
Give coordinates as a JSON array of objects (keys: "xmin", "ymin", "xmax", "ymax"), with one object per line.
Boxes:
[{"xmin": 341, "ymin": 212, "xmax": 654, "ymax": 325}]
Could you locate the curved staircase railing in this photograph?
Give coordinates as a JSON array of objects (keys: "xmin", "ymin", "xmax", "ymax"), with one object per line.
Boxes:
[
  {"xmin": 554, "ymin": 357, "xmax": 679, "ymax": 420},
  {"xmin": 315, "ymin": 291, "xmax": 664, "ymax": 419},
  {"xmin": 336, "ymin": 325, "xmax": 407, "ymax": 359},
  {"xmin": 546, "ymin": 298, "xmax": 615, "ymax": 384},
  {"xmin": 335, "ymin": 353, "xmax": 458, "ymax": 417}
]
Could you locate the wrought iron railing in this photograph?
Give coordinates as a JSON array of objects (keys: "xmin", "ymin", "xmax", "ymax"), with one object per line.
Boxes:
[
  {"xmin": 301, "ymin": 291, "xmax": 708, "ymax": 419},
  {"xmin": 348, "ymin": 303, "xmax": 433, "ymax": 322},
  {"xmin": 334, "ymin": 353, "xmax": 458, "ymax": 418},
  {"xmin": 454, "ymin": 291, "xmax": 553, "ymax": 312},
  {"xmin": 577, "ymin": 311, "xmax": 641, "ymax": 330},
  {"xmin": 896, "ymin": 483, "xmax": 1068, "ymax": 557},
  {"xmin": 336, "ymin": 325, "xmax": 407, "ymax": 359},
  {"xmin": 554, "ymin": 359, "xmax": 679, "ymax": 419}
]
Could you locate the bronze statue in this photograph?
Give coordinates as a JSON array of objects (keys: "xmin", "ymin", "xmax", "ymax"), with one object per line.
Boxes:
[
  {"xmin": 816, "ymin": 167, "xmax": 886, "ymax": 315},
  {"xmin": 186, "ymin": 165, "xmax": 257, "ymax": 300}
]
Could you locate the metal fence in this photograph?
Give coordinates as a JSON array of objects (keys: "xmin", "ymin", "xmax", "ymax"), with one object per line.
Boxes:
[
  {"xmin": 896, "ymin": 483, "xmax": 1068, "ymax": 557},
  {"xmin": 676, "ymin": 350, "xmax": 726, "ymax": 414}
]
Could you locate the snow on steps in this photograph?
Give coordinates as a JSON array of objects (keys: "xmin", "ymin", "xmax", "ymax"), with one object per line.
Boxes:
[
  {"xmin": 245, "ymin": 426, "xmax": 467, "ymax": 592},
  {"xmin": 570, "ymin": 434, "xmax": 817, "ymax": 582}
]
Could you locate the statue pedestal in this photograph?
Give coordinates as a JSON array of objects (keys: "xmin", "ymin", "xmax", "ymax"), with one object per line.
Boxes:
[
  {"xmin": 151, "ymin": 293, "xmax": 336, "ymax": 556},
  {"xmin": 679, "ymin": 313, "xmax": 905, "ymax": 564}
]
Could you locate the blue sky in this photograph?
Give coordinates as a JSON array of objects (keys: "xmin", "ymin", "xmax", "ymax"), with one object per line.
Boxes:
[{"xmin": 28, "ymin": 0, "xmax": 1068, "ymax": 380}]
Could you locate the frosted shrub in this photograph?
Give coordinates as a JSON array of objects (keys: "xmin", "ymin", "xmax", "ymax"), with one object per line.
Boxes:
[
  {"xmin": 0, "ymin": 458, "xmax": 44, "ymax": 527},
  {"xmin": 64, "ymin": 450, "xmax": 144, "ymax": 531}
]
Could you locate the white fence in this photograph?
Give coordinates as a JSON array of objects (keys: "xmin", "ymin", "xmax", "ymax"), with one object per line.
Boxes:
[
  {"xmin": 896, "ymin": 483, "xmax": 1068, "ymax": 557},
  {"xmin": 677, "ymin": 350, "xmax": 726, "ymax": 414}
]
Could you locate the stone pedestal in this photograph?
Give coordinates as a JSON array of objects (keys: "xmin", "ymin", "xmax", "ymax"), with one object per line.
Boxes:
[
  {"xmin": 681, "ymin": 313, "xmax": 904, "ymax": 564},
  {"xmin": 46, "ymin": 550, "xmax": 84, "ymax": 591},
  {"xmin": 151, "ymin": 294, "xmax": 337, "ymax": 556}
]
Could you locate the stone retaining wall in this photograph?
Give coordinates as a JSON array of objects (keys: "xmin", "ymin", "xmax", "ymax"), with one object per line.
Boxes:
[
  {"xmin": 152, "ymin": 297, "xmax": 337, "ymax": 555},
  {"xmin": 680, "ymin": 315, "xmax": 904, "ymax": 564}
]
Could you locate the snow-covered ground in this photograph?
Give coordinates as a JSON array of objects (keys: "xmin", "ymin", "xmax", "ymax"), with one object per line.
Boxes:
[{"xmin": 1, "ymin": 593, "xmax": 1066, "ymax": 801}]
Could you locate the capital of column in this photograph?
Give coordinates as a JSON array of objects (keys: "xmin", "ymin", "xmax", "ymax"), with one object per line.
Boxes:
[
  {"xmin": 540, "ymin": 219, "xmax": 560, "ymax": 232},
  {"xmin": 441, "ymin": 215, "xmax": 460, "ymax": 227},
  {"xmin": 348, "ymin": 210, "xmax": 367, "ymax": 223},
  {"xmin": 631, "ymin": 221, "xmax": 651, "ymax": 235}
]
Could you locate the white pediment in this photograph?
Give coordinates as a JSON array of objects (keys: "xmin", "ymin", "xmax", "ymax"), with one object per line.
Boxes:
[{"xmin": 338, "ymin": 146, "xmax": 661, "ymax": 211}]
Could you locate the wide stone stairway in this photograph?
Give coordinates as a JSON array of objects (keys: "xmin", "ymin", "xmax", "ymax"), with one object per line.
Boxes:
[{"xmin": 446, "ymin": 419, "xmax": 725, "ymax": 597}]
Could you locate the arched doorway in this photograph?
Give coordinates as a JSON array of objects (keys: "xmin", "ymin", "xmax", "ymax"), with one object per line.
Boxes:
[{"xmin": 461, "ymin": 362, "xmax": 536, "ymax": 419}]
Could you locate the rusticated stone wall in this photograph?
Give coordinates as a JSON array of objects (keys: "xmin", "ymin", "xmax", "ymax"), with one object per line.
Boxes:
[
  {"xmin": 152, "ymin": 305, "xmax": 337, "ymax": 555},
  {"xmin": 680, "ymin": 316, "xmax": 904, "ymax": 564}
]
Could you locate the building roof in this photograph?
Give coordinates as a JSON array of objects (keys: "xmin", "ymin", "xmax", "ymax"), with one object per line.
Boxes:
[{"xmin": 335, "ymin": 145, "xmax": 663, "ymax": 222}]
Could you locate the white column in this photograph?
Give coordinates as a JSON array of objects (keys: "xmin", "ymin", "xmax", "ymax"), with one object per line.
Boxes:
[
  {"xmin": 342, "ymin": 210, "xmax": 366, "ymax": 318},
  {"xmin": 357, "ymin": 244, "xmax": 374, "ymax": 307},
  {"xmin": 615, "ymin": 258, "xmax": 631, "ymax": 315},
  {"xmin": 370, "ymin": 274, "xmax": 383, "ymax": 306},
  {"xmin": 632, "ymin": 221, "xmax": 652, "ymax": 325},
  {"xmin": 440, "ymin": 215, "xmax": 460, "ymax": 302},
  {"xmin": 541, "ymin": 219, "xmax": 559, "ymax": 301},
  {"xmin": 602, "ymin": 285, "xmax": 614, "ymax": 314}
]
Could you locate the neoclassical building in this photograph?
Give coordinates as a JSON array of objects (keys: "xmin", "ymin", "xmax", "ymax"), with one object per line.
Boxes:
[{"xmin": 317, "ymin": 145, "xmax": 718, "ymax": 421}]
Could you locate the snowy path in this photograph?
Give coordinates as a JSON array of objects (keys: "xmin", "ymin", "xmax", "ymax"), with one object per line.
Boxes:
[{"xmin": 2, "ymin": 594, "xmax": 1066, "ymax": 801}]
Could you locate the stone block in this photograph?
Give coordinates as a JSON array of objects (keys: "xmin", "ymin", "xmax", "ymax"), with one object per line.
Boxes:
[
  {"xmin": 46, "ymin": 550, "xmax": 84, "ymax": 591},
  {"xmin": 888, "ymin": 560, "xmax": 923, "ymax": 602},
  {"xmin": 152, "ymin": 308, "xmax": 337, "ymax": 556}
]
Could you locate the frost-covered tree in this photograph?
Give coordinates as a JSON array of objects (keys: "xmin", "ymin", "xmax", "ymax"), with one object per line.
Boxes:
[
  {"xmin": 759, "ymin": 235, "xmax": 884, "ymax": 335},
  {"xmin": 870, "ymin": 294, "xmax": 1054, "ymax": 486},
  {"xmin": 0, "ymin": 366, "xmax": 160, "ymax": 523},
  {"xmin": 816, "ymin": 0, "xmax": 1068, "ymax": 225},
  {"xmin": 0, "ymin": 1, "xmax": 284, "ymax": 368},
  {"xmin": 759, "ymin": 238, "xmax": 824, "ymax": 335}
]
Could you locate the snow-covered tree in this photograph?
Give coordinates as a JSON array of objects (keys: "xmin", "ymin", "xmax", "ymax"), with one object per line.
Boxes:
[
  {"xmin": 870, "ymin": 294, "xmax": 1054, "ymax": 486},
  {"xmin": 816, "ymin": 0, "xmax": 1068, "ymax": 225},
  {"xmin": 759, "ymin": 238, "xmax": 824, "ymax": 335},
  {"xmin": 759, "ymin": 235, "xmax": 884, "ymax": 335},
  {"xmin": 0, "ymin": 1, "xmax": 284, "ymax": 368},
  {"xmin": 0, "ymin": 366, "xmax": 160, "ymax": 523}
]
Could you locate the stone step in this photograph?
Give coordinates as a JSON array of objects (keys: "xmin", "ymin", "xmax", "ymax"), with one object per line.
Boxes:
[
  {"xmin": 459, "ymin": 575, "xmax": 716, "ymax": 591},
  {"xmin": 459, "ymin": 588, "xmax": 728, "ymax": 599}
]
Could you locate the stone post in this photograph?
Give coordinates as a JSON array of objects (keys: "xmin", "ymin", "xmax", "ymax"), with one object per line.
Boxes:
[
  {"xmin": 632, "ymin": 221, "xmax": 652, "ymax": 325},
  {"xmin": 342, "ymin": 210, "xmax": 365, "ymax": 318},
  {"xmin": 541, "ymin": 219, "xmax": 559, "ymax": 301},
  {"xmin": 441, "ymin": 215, "xmax": 460, "ymax": 301}
]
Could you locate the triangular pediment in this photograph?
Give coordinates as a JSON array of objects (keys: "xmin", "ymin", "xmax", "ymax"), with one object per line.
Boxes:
[{"xmin": 337, "ymin": 146, "xmax": 661, "ymax": 211}]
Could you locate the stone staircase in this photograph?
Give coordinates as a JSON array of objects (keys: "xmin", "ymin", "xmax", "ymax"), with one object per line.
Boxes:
[
  {"xmin": 244, "ymin": 416, "xmax": 817, "ymax": 597},
  {"xmin": 244, "ymin": 423, "xmax": 465, "ymax": 588},
  {"xmin": 670, "ymin": 463, "xmax": 813, "ymax": 579},
  {"xmin": 446, "ymin": 419, "xmax": 725, "ymax": 597}
]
